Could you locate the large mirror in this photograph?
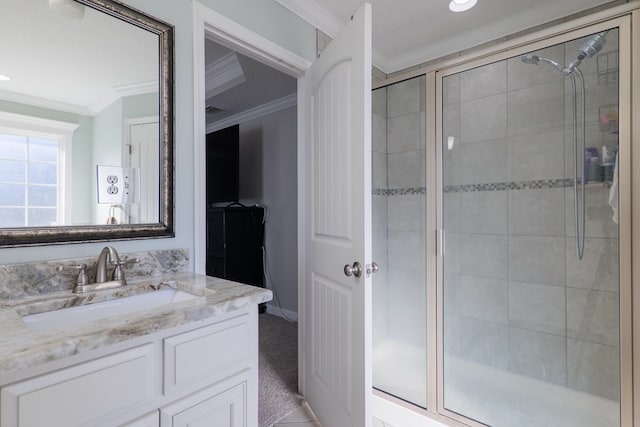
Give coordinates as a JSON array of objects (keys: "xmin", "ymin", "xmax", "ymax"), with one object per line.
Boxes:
[{"xmin": 0, "ymin": 0, "xmax": 174, "ymax": 246}]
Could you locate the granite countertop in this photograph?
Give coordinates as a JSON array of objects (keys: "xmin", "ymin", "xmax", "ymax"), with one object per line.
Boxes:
[{"xmin": 0, "ymin": 273, "xmax": 272, "ymax": 376}]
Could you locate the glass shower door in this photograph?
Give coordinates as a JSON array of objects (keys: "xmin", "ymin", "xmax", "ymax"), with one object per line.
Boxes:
[
  {"xmin": 372, "ymin": 75, "xmax": 427, "ymax": 408},
  {"xmin": 441, "ymin": 28, "xmax": 621, "ymax": 426}
]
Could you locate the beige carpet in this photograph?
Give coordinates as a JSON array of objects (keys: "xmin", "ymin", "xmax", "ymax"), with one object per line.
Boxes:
[{"xmin": 259, "ymin": 313, "xmax": 304, "ymax": 427}]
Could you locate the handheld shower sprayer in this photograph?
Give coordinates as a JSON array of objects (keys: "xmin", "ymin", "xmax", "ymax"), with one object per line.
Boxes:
[
  {"xmin": 521, "ymin": 54, "xmax": 539, "ymax": 65},
  {"xmin": 519, "ymin": 30, "xmax": 610, "ymax": 260},
  {"xmin": 520, "ymin": 54, "xmax": 565, "ymax": 72}
]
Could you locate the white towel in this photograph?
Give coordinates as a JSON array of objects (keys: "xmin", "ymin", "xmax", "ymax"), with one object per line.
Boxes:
[{"xmin": 608, "ymin": 152, "xmax": 619, "ymax": 224}]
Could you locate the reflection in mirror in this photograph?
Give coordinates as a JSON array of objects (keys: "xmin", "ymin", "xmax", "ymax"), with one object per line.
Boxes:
[{"xmin": 0, "ymin": 0, "xmax": 174, "ymax": 246}]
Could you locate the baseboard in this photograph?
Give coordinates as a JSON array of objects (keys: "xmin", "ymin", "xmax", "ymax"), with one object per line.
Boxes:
[{"xmin": 265, "ymin": 303, "xmax": 298, "ymax": 321}]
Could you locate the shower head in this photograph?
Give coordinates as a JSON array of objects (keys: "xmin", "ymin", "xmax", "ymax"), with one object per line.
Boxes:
[
  {"xmin": 523, "ymin": 31, "xmax": 609, "ymax": 74},
  {"xmin": 579, "ymin": 31, "xmax": 609, "ymax": 58},
  {"xmin": 565, "ymin": 30, "xmax": 609, "ymax": 73}
]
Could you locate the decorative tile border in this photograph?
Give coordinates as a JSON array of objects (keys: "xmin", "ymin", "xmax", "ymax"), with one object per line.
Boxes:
[
  {"xmin": 373, "ymin": 187, "xmax": 426, "ymax": 196},
  {"xmin": 443, "ymin": 178, "xmax": 576, "ymax": 193},
  {"xmin": 373, "ymin": 178, "xmax": 589, "ymax": 196}
]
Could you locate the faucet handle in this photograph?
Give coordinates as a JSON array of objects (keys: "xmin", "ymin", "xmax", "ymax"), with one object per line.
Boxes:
[
  {"xmin": 113, "ymin": 257, "xmax": 140, "ymax": 265},
  {"xmin": 110, "ymin": 257, "xmax": 139, "ymax": 281},
  {"xmin": 57, "ymin": 263, "xmax": 89, "ymax": 286}
]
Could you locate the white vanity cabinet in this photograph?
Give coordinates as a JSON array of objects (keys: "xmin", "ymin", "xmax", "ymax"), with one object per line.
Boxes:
[
  {"xmin": 123, "ymin": 411, "xmax": 161, "ymax": 427},
  {"xmin": 0, "ymin": 305, "xmax": 259, "ymax": 427}
]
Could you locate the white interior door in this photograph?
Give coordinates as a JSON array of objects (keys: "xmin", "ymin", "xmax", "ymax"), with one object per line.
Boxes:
[
  {"xmin": 301, "ymin": 4, "xmax": 372, "ymax": 426},
  {"xmin": 127, "ymin": 121, "xmax": 159, "ymax": 224}
]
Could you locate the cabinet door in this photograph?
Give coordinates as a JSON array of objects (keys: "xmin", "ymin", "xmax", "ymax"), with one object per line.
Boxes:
[
  {"xmin": 1, "ymin": 344, "xmax": 156, "ymax": 427},
  {"xmin": 161, "ymin": 382, "xmax": 246, "ymax": 427}
]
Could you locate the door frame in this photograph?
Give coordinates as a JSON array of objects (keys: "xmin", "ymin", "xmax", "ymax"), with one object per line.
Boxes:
[
  {"xmin": 124, "ymin": 116, "xmax": 159, "ymax": 225},
  {"xmin": 191, "ymin": 0, "xmax": 311, "ymax": 394}
]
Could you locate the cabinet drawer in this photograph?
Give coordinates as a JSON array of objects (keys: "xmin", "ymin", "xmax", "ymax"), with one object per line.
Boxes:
[
  {"xmin": 164, "ymin": 314, "xmax": 251, "ymax": 394},
  {"xmin": 161, "ymin": 381, "xmax": 246, "ymax": 427},
  {"xmin": 1, "ymin": 344, "xmax": 156, "ymax": 427}
]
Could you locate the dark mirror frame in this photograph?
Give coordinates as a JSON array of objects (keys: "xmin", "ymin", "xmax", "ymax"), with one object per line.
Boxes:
[{"xmin": 0, "ymin": 0, "xmax": 174, "ymax": 247}]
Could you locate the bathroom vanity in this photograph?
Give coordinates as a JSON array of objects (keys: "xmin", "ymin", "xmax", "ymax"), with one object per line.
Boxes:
[
  {"xmin": 0, "ymin": 250, "xmax": 272, "ymax": 427},
  {"xmin": 0, "ymin": 0, "xmax": 271, "ymax": 422}
]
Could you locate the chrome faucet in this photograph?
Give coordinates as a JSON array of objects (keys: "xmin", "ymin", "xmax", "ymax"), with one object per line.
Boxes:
[{"xmin": 96, "ymin": 246, "xmax": 121, "ymax": 283}]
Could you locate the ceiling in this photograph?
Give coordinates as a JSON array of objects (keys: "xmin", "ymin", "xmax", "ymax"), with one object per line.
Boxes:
[
  {"xmin": 1, "ymin": 0, "xmax": 619, "ymax": 119},
  {"xmin": 204, "ymin": 0, "xmax": 620, "ymax": 124},
  {"xmin": 0, "ymin": 0, "xmax": 158, "ymax": 116},
  {"xmin": 0, "ymin": 0, "xmax": 296, "ymax": 124},
  {"xmin": 204, "ymin": 39, "xmax": 296, "ymax": 126},
  {"xmin": 276, "ymin": 0, "xmax": 619, "ymax": 73}
]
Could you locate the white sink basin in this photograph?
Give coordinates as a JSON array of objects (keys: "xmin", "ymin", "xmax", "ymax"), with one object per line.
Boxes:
[{"xmin": 22, "ymin": 289, "xmax": 200, "ymax": 332}]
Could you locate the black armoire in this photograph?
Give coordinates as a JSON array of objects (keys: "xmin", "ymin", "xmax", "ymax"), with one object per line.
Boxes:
[{"xmin": 206, "ymin": 206, "xmax": 265, "ymax": 289}]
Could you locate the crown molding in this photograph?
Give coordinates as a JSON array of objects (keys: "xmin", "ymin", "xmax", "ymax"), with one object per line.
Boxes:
[
  {"xmin": 207, "ymin": 93, "xmax": 296, "ymax": 133},
  {"xmin": 0, "ymin": 90, "xmax": 91, "ymax": 116},
  {"xmin": 375, "ymin": 0, "xmax": 618, "ymax": 73},
  {"xmin": 273, "ymin": 0, "xmax": 392, "ymax": 72},
  {"xmin": 0, "ymin": 81, "xmax": 158, "ymax": 118},
  {"xmin": 89, "ymin": 81, "xmax": 158, "ymax": 115},
  {"xmin": 0, "ymin": 110, "xmax": 80, "ymax": 133},
  {"xmin": 206, "ymin": 51, "xmax": 246, "ymax": 98},
  {"xmin": 274, "ymin": 0, "xmax": 343, "ymax": 38}
]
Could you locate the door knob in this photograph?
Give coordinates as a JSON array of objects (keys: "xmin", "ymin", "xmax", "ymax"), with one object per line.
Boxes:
[
  {"xmin": 366, "ymin": 262, "xmax": 379, "ymax": 276},
  {"xmin": 344, "ymin": 262, "xmax": 362, "ymax": 278}
]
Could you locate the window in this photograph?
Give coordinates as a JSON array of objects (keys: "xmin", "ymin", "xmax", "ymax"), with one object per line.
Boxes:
[{"xmin": 0, "ymin": 112, "xmax": 77, "ymax": 227}]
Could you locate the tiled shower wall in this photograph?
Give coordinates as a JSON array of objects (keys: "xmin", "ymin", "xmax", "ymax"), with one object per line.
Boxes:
[
  {"xmin": 372, "ymin": 76, "xmax": 426, "ymax": 350},
  {"xmin": 443, "ymin": 32, "xmax": 620, "ymax": 401}
]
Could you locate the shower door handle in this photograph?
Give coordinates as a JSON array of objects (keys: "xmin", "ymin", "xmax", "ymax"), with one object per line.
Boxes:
[{"xmin": 344, "ymin": 262, "xmax": 362, "ymax": 278}]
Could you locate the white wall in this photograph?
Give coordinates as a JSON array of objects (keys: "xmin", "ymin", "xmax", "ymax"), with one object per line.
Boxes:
[
  {"xmin": 92, "ymin": 99, "xmax": 123, "ymax": 224},
  {"xmin": 238, "ymin": 105, "xmax": 298, "ymax": 314},
  {"xmin": 92, "ymin": 93, "xmax": 159, "ymax": 224},
  {"xmin": 0, "ymin": 0, "xmax": 314, "ymax": 266}
]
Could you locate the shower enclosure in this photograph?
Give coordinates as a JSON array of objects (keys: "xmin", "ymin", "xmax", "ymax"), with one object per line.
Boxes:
[
  {"xmin": 373, "ymin": 19, "xmax": 630, "ymax": 427},
  {"xmin": 372, "ymin": 75, "xmax": 427, "ymax": 408}
]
